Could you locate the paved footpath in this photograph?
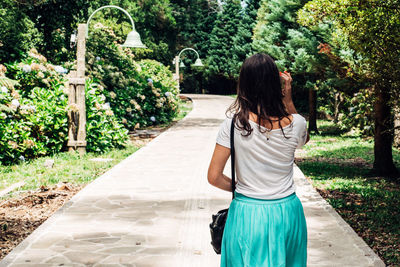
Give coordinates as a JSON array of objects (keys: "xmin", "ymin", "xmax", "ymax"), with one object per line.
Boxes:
[{"xmin": 1, "ymin": 94, "xmax": 385, "ymax": 267}]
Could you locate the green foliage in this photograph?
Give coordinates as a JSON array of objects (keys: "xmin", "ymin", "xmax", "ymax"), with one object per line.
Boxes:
[
  {"xmin": 231, "ymin": 0, "xmax": 261, "ymax": 78},
  {"xmin": 86, "ymin": 23, "xmax": 179, "ymax": 130},
  {"xmin": 5, "ymin": 49, "xmax": 68, "ymax": 97},
  {"xmin": 87, "ymin": 0, "xmax": 178, "ymax": 65},
  {"xmin": 0, "ymin": 0, "xmax": 178, "ymax": 65},
  {"xmin": 0, "ymin": 52, "xmax": 128, "ymax": 165},
  {"xmin": 298, "ymin": 0, "xmax": 400, "ymax": 174},
  {"xmin": 0, "ymin": 0, "xmax": 42, "ymax": 63},
  {"xmin": 207, "ymin": 0, "xmax": 242, "ymax": 80},
  {"xmin": 17, "ymin": 0, "xmax": 90, "ymax": 63},
  {"xmin": 171, "ymin": 0, "xmax": 218, "ymax": 93},
  {"xmin": 252, "ymin": 0, "xmax": 323, "ymax": 78},
  {"xmin": 298, "ymin": 0, "xmax": 400, "ymax": 100},
  {"xmin": 339, "ymin": 88, "xmax": 375, "ymax": 136},
  {"xmin": 85, "ymin": 80, "xmax": 129, "ymax": 152}
]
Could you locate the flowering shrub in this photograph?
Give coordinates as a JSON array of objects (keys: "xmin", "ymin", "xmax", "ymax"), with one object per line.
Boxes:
[
  {"xmin": 0, "ymin": 52, "xmax": 128, "ymax": 165},
  {"xmin": 86, "ymin": 23, "xmax": 179, "ymax": 129},
  {"xmin": 85, "ymin": 79, "xmax": 128, "ymax": 152},
  {"xmin": 5, "ymin": 48, "xmax": 68, "ymax": 98}
]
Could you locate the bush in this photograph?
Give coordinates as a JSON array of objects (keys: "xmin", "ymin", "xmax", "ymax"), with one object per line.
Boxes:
[
  {"xmin": 87, "ymin": 23, "xmax": 179, "ymax": 129},
  {"xmin": 85, "ymin": 79, "xmax": 128, "ymax": 152},
  {"xmin": 0, "ymin": 51, "xmax": 128, "ymax": 165},
  {"xmin": 339, "ymin": 88, "xmax": 375, "ymax": 136}
]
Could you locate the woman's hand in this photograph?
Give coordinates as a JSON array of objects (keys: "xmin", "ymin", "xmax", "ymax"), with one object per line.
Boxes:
[
  {"xmin": 280, "ymin": 71, "xmax": 292, "ymax": 102},
  {"xmin": 280, "ymin": 71, "xmax": 297, "ymax": 114}
]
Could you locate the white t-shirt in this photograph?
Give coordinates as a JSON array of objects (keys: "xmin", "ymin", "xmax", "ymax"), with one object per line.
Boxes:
[{"xmin": 216, "ymin": 114, "xmax": 308, "ymax": 200}]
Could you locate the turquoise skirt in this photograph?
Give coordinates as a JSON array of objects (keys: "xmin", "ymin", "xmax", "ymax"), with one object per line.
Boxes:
[{"xmin": 221, "ymin": 192, "xmax": 307, "ymax": 267}]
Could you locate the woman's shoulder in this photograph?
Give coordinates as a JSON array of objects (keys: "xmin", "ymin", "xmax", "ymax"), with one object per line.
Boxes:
[
  {"xmin": 291, "ymin": 114, "xmax": 306, "ymax": 124},
  {"xmin": 290, "ymin": 114, "xmax": 307, "ymax": 132}
]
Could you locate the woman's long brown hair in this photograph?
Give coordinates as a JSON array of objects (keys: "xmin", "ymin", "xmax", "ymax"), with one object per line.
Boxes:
[{"xmin": 227, "ymin": 53, "xmax": 291, "ymax": 136}]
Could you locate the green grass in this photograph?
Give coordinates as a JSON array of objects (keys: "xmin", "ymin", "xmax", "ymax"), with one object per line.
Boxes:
[
  {"xmin": 175, "ymin": 99, "xmax": 193, "ymax": 121},
  {"xmin": 297, "ymin": 120, "xmax": 400, "ymax": 266},
  {"xmin": 0, "ymin": 144, "xmax": 140, "ymax": 197}
]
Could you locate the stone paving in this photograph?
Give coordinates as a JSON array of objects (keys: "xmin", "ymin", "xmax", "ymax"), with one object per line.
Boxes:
[{"xmin": 1, "ymin": 94, "xmax": 385, "ymax": 267}]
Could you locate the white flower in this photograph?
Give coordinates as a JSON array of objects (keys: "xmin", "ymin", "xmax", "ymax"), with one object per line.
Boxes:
[
  {"xmin": 37, "ymin": 71, "xmax": 44, "ymax": 78},
  {"xmin": 96, "ymin": 56, "xmax": 101, "ymax": 61},
  {"xmin": 165, "ymin": 92, "xmax": 171, "ymax": 97},
  {"xmin": 11, "ymin": 99, "xmax": 20, "ymax": 108},
  {"xmin": 150, "ymin": 116, "xmax": 156, "ymax": 122},
  {"xmin": 102, "ymin": 102, "xmax": 110, "ymax": 110},
  {"xmin": 1, "ymin": 86, "xmax": 8, "ymax": 93},
  {"xmin": 19, "ymin": 155, "xmax": 25, "ymax": 162},
  {"xmin": 22, "ymin": 65, "xmax": 31, "ymax": 73},
  {"xmin": 55, "ymin": 65, "xmax": 67, "ymax": 74},
  {"xmin": 99, "ymin": 94, "xmax": 106, "ymax": 101},
  {"xmin": 110, "ymin": 92, "xmax": 116, "ymax": 99}
]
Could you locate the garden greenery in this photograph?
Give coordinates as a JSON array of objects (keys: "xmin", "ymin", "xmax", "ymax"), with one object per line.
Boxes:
[
  {"xmin": 0, "ymin": 49, "xmax": 129, "ymax": 165},
  {"xmin": 86, "ymin": 23, "xmax": 179, "ymax": 130}
]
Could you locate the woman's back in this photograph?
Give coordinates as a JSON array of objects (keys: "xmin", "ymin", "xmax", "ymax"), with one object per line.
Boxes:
[
  {"xmin": 216, "ymin": 113, "xmax": 308, "ymax": 199},
  {"xmin": 207, "ymin": 53, "xmax": 308, "ymax": 267}
]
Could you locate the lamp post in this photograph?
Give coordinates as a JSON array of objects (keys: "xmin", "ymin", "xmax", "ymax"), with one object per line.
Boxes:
[
  {"xmin": 67, "ymin": 5, "xmax": 146, "ymax": 154},
  {"xmin": 173, "ymin": 48, "xmax": 204, "ymax": 92}
]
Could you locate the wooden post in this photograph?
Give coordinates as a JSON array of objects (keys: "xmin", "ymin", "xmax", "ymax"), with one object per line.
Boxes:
[{"xmin": 67, "ymin": 23, "xmax": 87, "ymax": 154}]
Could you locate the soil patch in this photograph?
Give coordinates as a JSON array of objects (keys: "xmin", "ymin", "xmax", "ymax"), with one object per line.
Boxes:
[{"xmin": 0, "ymin": 183, "xmax": 82, "ymax": 259}]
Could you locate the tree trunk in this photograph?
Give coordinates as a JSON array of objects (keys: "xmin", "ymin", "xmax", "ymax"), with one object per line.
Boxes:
[
  {"xmin": 308, "ymin": 88, "xmax": 319, "ymax": 133},
  {"xmin": 373, "ymin": 85, "xmax": 399, "ymax": 178}
]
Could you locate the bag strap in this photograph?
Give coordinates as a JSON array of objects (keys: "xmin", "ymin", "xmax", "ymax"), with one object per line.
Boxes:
[{"xmin": 230, "ymin": 116, "xmax": 236, "ymax": 200}]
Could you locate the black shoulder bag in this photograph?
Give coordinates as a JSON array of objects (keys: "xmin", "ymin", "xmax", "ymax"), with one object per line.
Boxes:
[{"xmin": 209, "ymin": 117, "xmax": 236, "ymax": 254}]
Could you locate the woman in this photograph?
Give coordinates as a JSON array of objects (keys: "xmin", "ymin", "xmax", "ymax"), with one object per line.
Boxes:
[{"xmin": 208, "ymin": 53, "xmax": 309, "ymax": 267}]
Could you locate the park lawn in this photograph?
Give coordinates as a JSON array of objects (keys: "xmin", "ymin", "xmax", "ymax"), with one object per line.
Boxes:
[
  {"xmin": 297, "ymin": 120, "xmax": 400, "ymax": 267},
  {"xmin": 0, "ymin": 99, "xmax": 193, "ymax": 198},
  {"xmin": 0, "ymin": 144, "xmax": 140, "ymax": 196}
]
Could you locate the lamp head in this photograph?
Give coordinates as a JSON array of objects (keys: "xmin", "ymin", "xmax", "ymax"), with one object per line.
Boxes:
[
  {"xmin": 180, "ymin": 61, "xmax": 185, "ymax": 68},
  {"xmin": 192, "ymin": 58, "xmax": 204, "ymax": 67},
  {"xmin": 121, "ymin": 30, "xmax": 147, "ymax": 48}
]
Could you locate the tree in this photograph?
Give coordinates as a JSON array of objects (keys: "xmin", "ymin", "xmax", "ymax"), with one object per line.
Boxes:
[
  {"xmin": 171, "ymin": 0, "xmax": 219, "ymax": 93},
  {"xmin": 231, "ymin": 0, "xmax": 261, "ymax": 78},
  {"xmin": 207, "ymin": 0, "xmax": 242, "ymax": 93},
  {"xmin": 299, "ymin": 0, "xmax": 400, "ymax": 177},
  {"xmin": 6, "ymin": 0, "xmax": 177, "ymax": 65},
  {"xmin": 252, "ymin": 0, "xmax": 325, "ymax": 132},
  {"xmin": 0, "ymin": 0, "xmax": 42, "ymax": 63}
]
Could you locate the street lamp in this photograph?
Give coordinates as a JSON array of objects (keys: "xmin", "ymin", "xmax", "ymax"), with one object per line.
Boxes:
[
  {"xmin": 173, "ymin": 48, "xmax": 204, "ymax": 91},
  {"xmin": 67, "ymin": 5, "xmax": 145, "ymax": 154}
]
